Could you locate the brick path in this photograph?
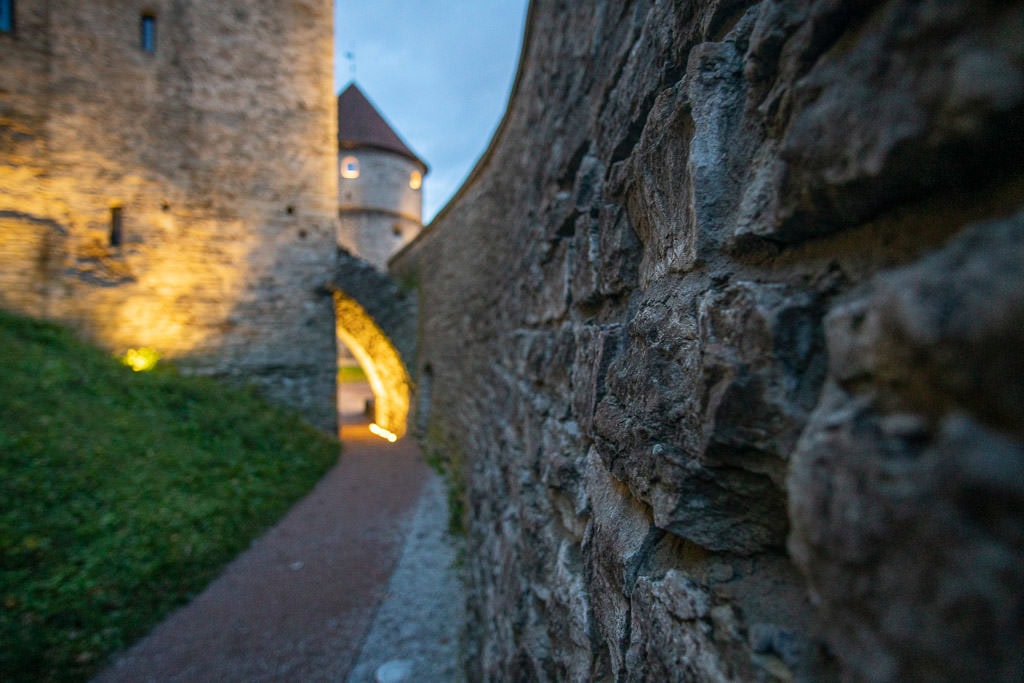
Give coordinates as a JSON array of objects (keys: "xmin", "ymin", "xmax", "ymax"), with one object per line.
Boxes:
[{"xmin": 95, "ymin": 424, "xmax": 436, "ymax": 682}]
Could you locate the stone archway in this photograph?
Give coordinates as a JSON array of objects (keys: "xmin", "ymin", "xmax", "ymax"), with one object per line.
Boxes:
[{"xmin": 333, "ymin": 291, "xmax": 410, "ymax": 440}]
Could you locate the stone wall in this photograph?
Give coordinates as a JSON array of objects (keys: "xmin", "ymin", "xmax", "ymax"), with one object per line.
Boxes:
[
  {"xmin": 391, "ymin": 0, "xmax": 1024, "ymax": 680},
  {"xmin": 0, "ymin": 0, "xmax": 338, "ymax": 430},
  {"xmin": 332, "ymin": 250, "xmax": 417, "ymax": 368}
]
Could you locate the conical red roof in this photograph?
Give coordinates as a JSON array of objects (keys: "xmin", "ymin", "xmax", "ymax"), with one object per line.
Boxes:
[{"xmin": 337, "ymin": 83, "xmax": 426, "ymax": 171}]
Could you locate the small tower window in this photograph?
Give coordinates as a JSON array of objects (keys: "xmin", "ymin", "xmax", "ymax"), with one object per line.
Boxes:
[
  {"xmin": 340, "ymin": 155, "xmax": 360, "ymax": 179},
  {"xmin": 109, "ymin": 206, "xmax": 124, "ymax": 247},
  {"xmin": 0, "ymin": 0, "xmax": 14, "ymax": 34},
  {"xmin": 409, "ymin": 170, "xmax": 422, "ymax": 190},
  {"xmin": 140, "ymin": 13, "xmax": 156, "ymax": 53}
]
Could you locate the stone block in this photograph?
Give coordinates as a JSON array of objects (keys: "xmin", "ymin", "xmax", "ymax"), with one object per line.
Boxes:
[{"xmin": 789, "ymin": 213, "xmax": 1024, "ymax": 682}]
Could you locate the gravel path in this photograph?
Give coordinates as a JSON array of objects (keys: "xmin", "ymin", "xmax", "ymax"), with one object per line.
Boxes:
[
  {"xmin": 346, "ymin": 474, "xmax": 465, "ymax": 682},
  {"xmin": 94, "ymin": 424, "xmax": 463, "ymax": 682}
]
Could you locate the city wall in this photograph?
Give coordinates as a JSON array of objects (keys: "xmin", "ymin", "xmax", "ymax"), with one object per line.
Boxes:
[{"xmin": 392, "ymin": 0, "xmax": 1024, "ymax": 679}]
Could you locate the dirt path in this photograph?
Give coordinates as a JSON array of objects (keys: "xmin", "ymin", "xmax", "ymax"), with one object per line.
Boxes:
[{"xmin": 95, "ymin": 424, "xmax": 449, "ymax": 682}]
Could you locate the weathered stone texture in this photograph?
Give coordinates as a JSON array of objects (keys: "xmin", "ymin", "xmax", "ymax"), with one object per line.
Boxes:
[
  {"xmin": 788, "ymin": 214, "xmax": 1024, "ymax": 683},
  {"xmin": 0, "ymin": 0, "xmax": 338, "ymax": 429},
  {"xmin": 392, "ymin": 0, "xmax": 1024, "ymax": 680},
  {"xmin": 331, "ymin": 249, "xmax": 417, "ymax": 368}
]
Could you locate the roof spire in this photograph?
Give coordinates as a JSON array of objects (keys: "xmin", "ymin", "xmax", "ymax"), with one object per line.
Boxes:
[{"xmin": 336, "ymin": 83, "xmax": 427, "ymax": 172}]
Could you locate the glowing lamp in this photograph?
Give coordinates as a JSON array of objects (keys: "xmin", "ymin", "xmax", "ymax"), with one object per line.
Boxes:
[
  {"xmin": 121, "ymin": 347, "xmax": 160, "ymax": 372},
  {"xmin": 369, "ymin": 423, "xmax": 398, "ymax": 443}
]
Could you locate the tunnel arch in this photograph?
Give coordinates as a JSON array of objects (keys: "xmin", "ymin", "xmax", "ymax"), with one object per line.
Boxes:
[
  {"xmin": 333, "ymin": 291, "xmax": 410, "ymax": 439},
  {"xmin": 329, "ymin": 249, "xmax": 417, "ymax": 440}
]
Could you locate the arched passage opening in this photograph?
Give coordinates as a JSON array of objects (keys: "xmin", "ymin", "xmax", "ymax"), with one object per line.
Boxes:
[{"xmin": 333, "ymin": 290, "xmax": 410, "ymax": 440}]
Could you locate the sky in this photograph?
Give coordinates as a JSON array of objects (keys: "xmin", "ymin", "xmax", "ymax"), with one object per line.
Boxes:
[{"xmin": 334, "ymin": 1, "xmax": 530, "ymax": 222}]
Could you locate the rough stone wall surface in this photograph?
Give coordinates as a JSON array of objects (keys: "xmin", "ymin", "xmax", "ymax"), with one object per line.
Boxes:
[
  {"xmin": 391, "ymin": 0, "xmax": 1024, "ymax": 680},
  {"xmin": 0, "ymin": 0, "xmax": 338, "ymax": 429}
]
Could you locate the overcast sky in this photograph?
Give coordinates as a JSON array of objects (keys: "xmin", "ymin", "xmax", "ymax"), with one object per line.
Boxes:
[{"xmin": 334, "ymin": 1, "xmax": 530, "ymax": 222}]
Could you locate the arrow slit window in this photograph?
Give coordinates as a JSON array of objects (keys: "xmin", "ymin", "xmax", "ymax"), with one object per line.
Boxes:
[{"xmin": 110, "ymin": 207, "xmax": 124, "ymax": 247}]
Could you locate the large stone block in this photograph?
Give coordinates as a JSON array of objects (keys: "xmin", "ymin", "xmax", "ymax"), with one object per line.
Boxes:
[
  {"xmin": 789, "ymin": 213, "xmax": 1024, "ymax": 682},
  {"xmin": 592, "ymin": 278, "xmax": 826, "ymax": 555},
  {"xmin": 698, "ymin": 281, "xmax": 826, "ymax": 483},
  {"xmin": 737, "ymin": 0, "xmax": 1024, "ymax": 243}
]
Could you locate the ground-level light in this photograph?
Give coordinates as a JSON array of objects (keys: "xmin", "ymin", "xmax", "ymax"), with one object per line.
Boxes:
[{"xmin": 369, "ymin": 423, "xmax": 398, "ymax": 443}]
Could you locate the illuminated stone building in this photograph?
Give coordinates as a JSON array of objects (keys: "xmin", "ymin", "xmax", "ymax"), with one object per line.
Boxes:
[
  {"xmin": 336, "ymin": 83, "xmax": 428, "ymax": 271},
  {"xmin": 0, "ymin": 0, "xmax": 339, "ymax": 430}
]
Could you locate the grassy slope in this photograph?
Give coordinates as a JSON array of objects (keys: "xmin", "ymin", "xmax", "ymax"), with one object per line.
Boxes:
[{"xmin": 0, "ymin": 310, "xmax": 340, "ymax": 682}]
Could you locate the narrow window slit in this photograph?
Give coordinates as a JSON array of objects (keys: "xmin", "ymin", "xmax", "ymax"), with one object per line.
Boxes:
[
  {"xmin": 109, "ymin": 207, "xmax": 123, "ymax": 247},
  {"xmin": 140, "ymin": 13, "xmax": 156, "ymax": 53},
  {"xmin": 0, "ymin": 0, "xmax": 14, "ymax": 34}
]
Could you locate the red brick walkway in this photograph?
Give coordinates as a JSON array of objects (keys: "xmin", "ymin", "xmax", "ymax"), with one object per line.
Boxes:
[{"xmin": 95, "ymin": 424, "xmax": 431, "ymax": 682}]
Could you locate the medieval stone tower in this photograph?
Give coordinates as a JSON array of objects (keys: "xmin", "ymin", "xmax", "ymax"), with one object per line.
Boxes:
[
  {"xmin": 0, "ymin": 0, "xmax": 339, "ymax": 430},
  {"xmin": 336, "ymin": 83, "xmax": 427, "ymax": 270}
]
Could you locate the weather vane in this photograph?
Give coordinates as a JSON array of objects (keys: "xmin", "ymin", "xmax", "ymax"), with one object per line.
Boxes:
[{"xmin": 345, "ymin": 50, "xmax": 356, "ymax": 79}]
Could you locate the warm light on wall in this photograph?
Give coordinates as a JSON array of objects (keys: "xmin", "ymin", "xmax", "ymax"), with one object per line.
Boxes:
[
  {"xmin": 409, "ymin": 170, "xmax": 422, "ymax": 190},
  {"xmin": 333, "ymin": 291, "xmax": 411, "ymax": 439},
  {"xmin": 100, "ymin": 212, "xmax": 251, "ymax": 359},
  {"xmin": 0, "ymin": 145, "xmax": 251, "ymax": 362},
  {"xmin": 110, "ymin": 259, "xmax": 233, "ymax": 357},
  {"xmin": 369, "ymin": 422, "xmax": 399, "ymax": 442}
]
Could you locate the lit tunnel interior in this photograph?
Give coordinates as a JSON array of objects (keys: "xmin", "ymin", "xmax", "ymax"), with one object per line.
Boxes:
[{"xmin": 333, "ymin": 291, "xmax": 410, "ymax": 441}]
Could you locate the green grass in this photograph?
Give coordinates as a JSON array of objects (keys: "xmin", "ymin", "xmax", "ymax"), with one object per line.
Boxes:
[
  {"xmin": 0, "ymin": 309, "xmax": 340, "ymax": 682},
  {"xmin": 423, "ymin": 420, "xmax": 467, "ymax": 538},
  {"xmin": 337, "ymin": 364, "xmax": 367, "ymax": 384}
]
